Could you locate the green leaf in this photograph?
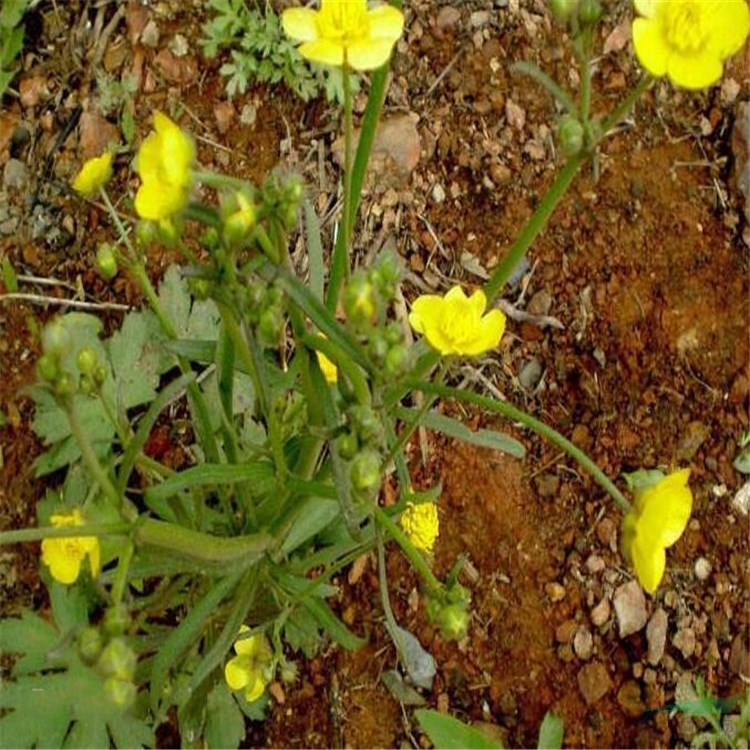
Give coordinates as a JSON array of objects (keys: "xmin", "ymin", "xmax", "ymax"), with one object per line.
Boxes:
[
  {"xmin": 280, "ymin": 497, "xmax": 339, "ymax": 555},
  {"xmin": 1, "ymin": 256, "xmax": 18, "ymax": 292},
  {"xmin": 0, "ymin": 0, "xmax": 28, "ymax": 29},
  {"xmin": 415, "ymin": 710, "xmax": 503, "ymax": 750},
  {"xmin": 303, "ymin": 199, "xmax": 324, "ymax": 301},
  {"xmin": 144, "ymin": 461, "xmax": 275, "ymax": 506},
  {"xmin": 202, "ymin": 677, "xmax": 246, "ymax": 746},
  {"xmin": 0, "ymin": 610, "xmax": 153, "ymax": 749},
  {"xmin": 394, "ymin": 407, "xmax": 526, "ymax": 458},
  {"xmin": 537, "ymin": 711, "xmax": 564, "ymax": 749},
  {"xmin": 733, "ymin": 448, "xmax": 750, "ymax": 474}
]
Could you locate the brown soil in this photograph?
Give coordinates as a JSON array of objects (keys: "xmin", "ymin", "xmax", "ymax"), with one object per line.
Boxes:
[{"xmin": 1, "ymin": 1, "xmax": 748, "ymax": 748}]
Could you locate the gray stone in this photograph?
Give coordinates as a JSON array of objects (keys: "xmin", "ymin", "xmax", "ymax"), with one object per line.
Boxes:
[
  {"xmin": 694, "ymin": 557, "xmax": 712, "ymax": 581},
  {"xmin": 519, "ymin": 358, "xmax": 543, "ymax": 391},
  {"xmin": 590, "ymin": 598, "xmax": 611, "ymax": 627},
  {"xmin": 3, "ymin": 158, "xmax": 27, "ymax": 190},
  {"xmin": 646, "ymin": 608, "xmax": 668, "ymax": 665},
  {"xmin": 613, "ymin": 580, "xmax": 648, "ymax": 637},
  {"xmin": 577, "ymin": 661, "xmax": 612, "ymax": 705},
  {"xmin": 673, "ymin": 627, "xmax": 696, "ymax": 659},
  {"xmin": 527, "ymin": 289, "xmax": 552, "ymax": 316},
  {"xmin": 436, "ymin": 7, "xmax": 461, "ymax": 30},
  {"xmin": 470, "ymin": 10, "xmax": 491, "ymax": 27},
  {"xmin": 573, "ymin": 626, "xmax": 594, "ymax": 660}
]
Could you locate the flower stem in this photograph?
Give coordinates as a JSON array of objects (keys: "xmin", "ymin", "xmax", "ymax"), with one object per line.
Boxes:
[
  {"xmin": 373, "ymin": 506, "xmax": 443, "ymax": 594},
  {"xmin": 0, "ymin": 523, "xmax": 131, "ymax": 545},
  {"xmin": 66, "ymin": 400, "xmax": 123, "ymax": 509},
  {"xmin": 110, "ymin": 540, "xmax": 134, "ymax": 605},
  {"xmin": 404, "ymin": 379, "xmax": 631, "ymax": 513},
  {"xmin": 99, "ymin": 187, "xmax": 136, "ymax": 259},
  {"xmin": 484, "ymin": 152, "xmax": 586, "ymax": 303},
  {"xmin": 326, "ymin": 63, "xmax": 354, "ymax": 312}
]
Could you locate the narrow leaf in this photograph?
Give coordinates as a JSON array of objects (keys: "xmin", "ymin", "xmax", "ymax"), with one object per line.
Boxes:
[
  {"xmin": 415, "ymin": 709, "xmax": 503, "ymax": 750},
  {"xmin": 537, "ymin": 711, "xmax": 564, "ymax": 749}
]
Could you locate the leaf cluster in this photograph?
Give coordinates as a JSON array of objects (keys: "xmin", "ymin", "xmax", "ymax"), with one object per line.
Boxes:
[
  {"xmin": 0, "ymin": 0, "xmax": 29, "ymax": 99},
  {"xmin": 200, "ymin": 0, "xmax": 359, "ymax": 104}
]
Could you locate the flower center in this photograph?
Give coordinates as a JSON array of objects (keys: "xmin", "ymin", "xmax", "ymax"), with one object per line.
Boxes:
[
  {"xmin": 319, "ymin": 0, "xmax": 369, "ymax": 42},
  {"xmin": 662, "ymin": 1, "xmax": 707, "ymax": 54},
  {"xmin": 442, "ymin": 306, "xmax": 474, "ymax": 345}
]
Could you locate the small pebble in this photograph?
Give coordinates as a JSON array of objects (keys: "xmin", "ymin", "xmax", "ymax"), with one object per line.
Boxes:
[
  {"xmin": 614, "ymin": 580, "xmax": 648, "ymax": 638},
  {"xmin": 519, "ymin": 358, "xmax": 543, "ymax": 391},
  {"xmin": 577, "ymin": 661, "xmax": 612, "ymax": 705},
  {"xmin": 546, "ymin": 582, "xmax": 566, "ymax": 602},
  {"xmin": 673, "ymin": 627, "xmax": 696, "ymax": 659},
  {"xmin": 573, "ymin": 626, "xmax": 594, "ymax": 660},
  {"xmin": 590, "ymin": 598, "xmax": 611, "ymax": 627},
  {"xmin": 694, "ymin": 557, "xmax": 712, "ymax": 581},
  {"xmin": 585, "ymin": 554, "xmax": 605, "ymax": 574},
  {"xmin": 646, "ymin": 608, "xmax": 668, "ymax": 666}
]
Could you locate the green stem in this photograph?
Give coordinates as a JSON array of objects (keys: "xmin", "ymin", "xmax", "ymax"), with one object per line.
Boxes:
[
  {"xmin": 111, "ymin": 540, "xmax": 134, "ymax": 604},
  {"xmin": 404, "ymin": 380, "xmax": 631, "ymax": 513},
  {"xmin": 327, "ymin": 62, "xmax": 354, "ymax": 312},
  {"xmin": 484, "ymin": 153, "xmax": 586, "ymax": 303},
  {"xmin": 99, "ymin": 187, "xmax": 136, "ymax": 259},
  {"xmin": 578, "ymin": 28, "xmax": 593, "ymax": 127},
  {"xmin": 373, "ymin": 506, "xmax": 443, "ymax": 594},
  {"xmin": 0, "ymin": 523, "xmax": 131, "ymax": 545},
  {"xmin": 134, "ymin": 517, "xmax": 273, "ymax": 571},
  {"xmin": 66, "ymin": 401, "xmax": 122, "ymax": 509},
  {"xmin": 305, "ymin": 333, "xmax": 370, "ymax": 406},
  {"xmin": 512, "ymin": 61, "xmax": 577, "ymax": 116},
  {"xmin": 600, "ymin": 74, "xmax": 654, "ymax": 136}
]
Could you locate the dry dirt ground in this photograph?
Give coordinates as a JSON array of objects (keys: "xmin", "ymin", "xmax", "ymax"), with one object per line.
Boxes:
[{"xmin": 1, "ymin": 1, "xmax": 749, "ymax": 748}]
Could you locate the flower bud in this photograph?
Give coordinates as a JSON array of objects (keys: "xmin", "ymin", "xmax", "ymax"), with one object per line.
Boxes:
[
  {"xmin": 77, "ymin": 347, "xmax": 97, "ymax": 375},
  {"xmin": 385, "ymin": 343, "xmax": 409, "ymax": 376},
  {"xmin": 42, "ymin": 319, "xmax": 71, "ymax": 358},
  {"xmin": 337, "ymin": 432, "xmax": 359, "ymax": 460},
  {"xmin": 102, "ymin": 604, "xmax": 130, "ymax": 638},
  {"xmin": 104, "ymin": 677, "xmax": 137, "ymax": 707},
  {"xmin": 95, "ymin": 244, "xmax": 118, "ymax": 280},
  {"xmin": 78, "ymin": 626, "xmax": 103, "ymax": 664},
  {"xmin": 350, "ymin": 449, "xmax": 381, "ymax": 492},
  {"xmin": 426, "ymin": 585, "xmax": 471, "ymax": 641},
  {"xmin": 557, "ymin": 115, "xmax": 585, "ymax": 157},
  {"xmin": 37, "ymin": 353, "xmax": 60, "ymax": 383},
  {"xmin": 549, "ymin": 0, "xmax": 578, "ymax": 22},
  {"xmin": 93, "ymin": 364, "xmax": 108, "ymax": 386},
  {"xmin": 54, "ymin": 373, "xmax": 76, "ymax": 399},
  {"xmin": 97, "ymin": 637, "xmax": 136, "ymax": 682},
  {"xmin": 348, "ymin": 405, "xmax": 382, "ymax": 444},
  {"xmin": 343, "ymin": 274, "xmax": 377, "ymax": 328},
  {"xmin": 257, "ymin": 306, "xmax": 284, "ymax": 348},
  {"xmin": 222, "ymin": 191, "xmax": 257, "ymax": 248},
  {"xmin": 578, "ymin": 0, "xmax": 602, "ymax": 25}
]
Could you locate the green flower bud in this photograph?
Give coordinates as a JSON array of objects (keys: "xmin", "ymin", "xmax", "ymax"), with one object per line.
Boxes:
[
  {"xmin": 349, "ymin": 405, "xmax": 382, "ymax": 444},
  {"xmin": 42, "ymin": 319, "xmax": 70, "ymax": 358},
  {"xmin": 578, "ymin": 0, "xmax": 601, "ymax": 25},
  {"xmin": 343, "ymin": 274, "xmax": 377, "ymax": 328},
  {"xmin": 136, "ymin": 219, "xmax": 158, "ymax": 247},
  {"xmin": 78, "ymin": 626, "xmax": 103, "ymax": 664},
  {"xmin": 95, "ymin": 244, "xmax": 118, "ymax": 280},
  {"xmin": 97, "ymin": 637, "xmax": 136, "ymax": 682},
  {"xmin": 426, "ymin": 585, "xmax": 471, "ymax": 641},
  {"xmin": 557, "ymin": 115, "xmax": 585, "ymax": 157},
  {"xmin": 202, "ymin": 227, "xmax": 221, "ymax": 251},
  {"xmin": 78, "ymin": 375, "xmax": 94, "ymax": 396},
  {"xmin": 337, "ymin": 432, "xmax": 359, "ymax": 460},
  {"xmin": 368, "ymin": 331, "xmax": 390, "ymax": 363},
  {"xmin": 258, "ymin": 306, "xmax": 284, "ymax": 348},
  {"xmin": 222, "ymin": 191, "xmax": 257, "ymax": 248},
  {"xmin": 93, "ymin": 364, "xmax": 108, "ymax": 386},
  {"xmin": 188, "ymin": 278, "xmax": 212, "ymax": 301},
  {"xmin": 549, "ymin": 0, "xmax": 578, "ymax": 22},
  {"xmin": 102, "ymin": 604, "xmax": 130, "ymax": 638},
  {"xmin": 54, "ymin": 373, "xmax": 76, "ymax": 399},
  {"xmin": 350, "ymin": 449, "xmax": 381, "ymax": 492},
  {"xmin": 76, "ymin": 347, "xmax": 97, "ymax": 375},
  {"xmin": 104, "ymin": 677, "xmax": 137, "ymax": 707},
  {"xmin": 384, "ymin": 322, "xmax": 404, "ymax": 345},
  {"xmin": 385, "ymin": 343, "xmax": 409, "ymax": 376},
  {"xmin": 37, "ymin": 353, "xmax": 59, "ymax": 383}
]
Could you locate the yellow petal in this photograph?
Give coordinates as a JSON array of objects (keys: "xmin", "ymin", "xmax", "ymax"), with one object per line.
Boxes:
[
  {"xmin": 408, "ymin": 294, "xmax": 442, "ymax": 335},
  {"xmin": 86, "ymin": 537, "xmax": 101, "ymax": 579},
  {"xmin": 41, "ymin": 539, "xmax": 83, "ymax": 585},
  {"xmin": 224, "ymin": 655, "xmax": 251, "ymax": 691},
  {"xmin": 346, "ymin": 38, "xmax": 396, "ymax": 70},
  {"xmin": 632, "ymin": 534, "xmax": 666, "ymax": 595},
  {"xmin": 282, "ymin": 8, "xmax": 320, "ymax": 43},
  {"xmin": 234, "ymin": 631, "xmax": 267, "ymax": 658},
  {"xmin": 474, "ymin": 308, "xmax": 506, "ymax": 353},
  {"xmin": 666, "ymin": 48, "xmax": 724, "ymax": 89},
  {"xmin": 632, "ymin": 17, "xmax": 669, "ymax": 76},
  {"xmin": 634, "ymin": 0, "xmax": 657, "ymax": 17},
  {"xmin": 367, "ymin": 5, "xmax": 405, "ymax": 40},
  {"xmin": 299, "ymin": 39, "xmax": 345, "ymax": 66},
  {"xmin": 316, "ymin": 350, "xmax": 338, "ymax": 384},
  {"xmin": 468, "ymin": 289, "xmax": 487, "ymax": 317},
  {"xmin": 243, "ymin": 673, "xmax": 266, "ymax": 703},
  {"xmin": 72, "ymin": 152, "xmax": 113, "ymax": 196},
  {"xmin": 637, "ymin": 469, "xmax": 692, "ymax": 548},
  {"xmin": 135, "ymin": 180, "xmax": 184, "ymax": 221},
  {"xmin": 703, "ymin": 0, "xmax": 750, "ymax": 58}
]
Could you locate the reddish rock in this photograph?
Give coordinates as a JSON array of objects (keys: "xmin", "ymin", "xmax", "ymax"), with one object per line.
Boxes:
[
  {"xmin": 577, "ymin": 661, "xmax": 612, "ymax": 705},
  {"xmin": 78, "ymin": 112, "xmax": 120, "ymax": 160}
]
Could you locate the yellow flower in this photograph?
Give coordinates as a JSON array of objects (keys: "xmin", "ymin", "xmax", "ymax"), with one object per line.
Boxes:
[
  {"xmin": 621, "ymin": 469, "xmax": 693, "ymax": 595},
  {"xmin": 72, "ymin": 152, "xmax": 113, "ymax": 197},
  {"xmin": 632, "ymin": 0, "xmax": 750, "ymax": 90},
  {"xmin": 41, "ymin": 509, "xmax": 101, "ymax": 585},
  {"xmin": 134, "ymin": 111, "xmax": 195, "ymax": 221},
  {"xmin": 282, "ymin": 0, "xmax": 404, "ymax": 71},
  {"xmin": 400, "ymin": 501, "xmax": 439, "ymax": 553},
  {"xmin": 409, "ymin": 286, "xmax": 506, "ymax": 356},
  {"xmin": 224, "ymin": 625, "xmax": 272, "ymax": 703}
]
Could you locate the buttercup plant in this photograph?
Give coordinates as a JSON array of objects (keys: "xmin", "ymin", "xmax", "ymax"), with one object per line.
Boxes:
[{"xmin": 1, "ymin": 0, "xmax": 746, "ymax": 746}]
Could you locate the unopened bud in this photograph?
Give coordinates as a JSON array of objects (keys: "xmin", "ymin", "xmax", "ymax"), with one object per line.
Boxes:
[
  {"xmin": 42, "ymin": 319, "xmax": 70, "ymax": 358},
  {"xmin": 104, "ymin": 677, "xmax": 137, "ymax": 707},
  {"xmin": 97, "ymin": 637, "xmax": 136, "ymax": 682},
  {"xmin": 578, "ymin": 0, "xmax": 602, "ymax": 25},
  {"xmin": 549, "ymin": 0, "xmax": 578, "ymax": 21},
  {"xmin": 77, "ymin": 347, "xmax": 97, "ymax": 375},
  {"xmin": 557, "ymin": 115, "xmax": 585, "ymax": 157},
  {"xmin": 95, "ymin": 244, "xmax": 118, "ymax": 280},
  {"xmin": 102, "ymin": 604, "xmax": 130, "ymax": 638},
  {"xmin": 350, "ymin": 449, "xmax": 381, "ymax": 492},
  {"xmin": 78, "ymin": 626, "xmax": 103, "ymax": 664},
  {"xmin": 37, "ymin": 353, "xmax": 59, "ymax": 383}
]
